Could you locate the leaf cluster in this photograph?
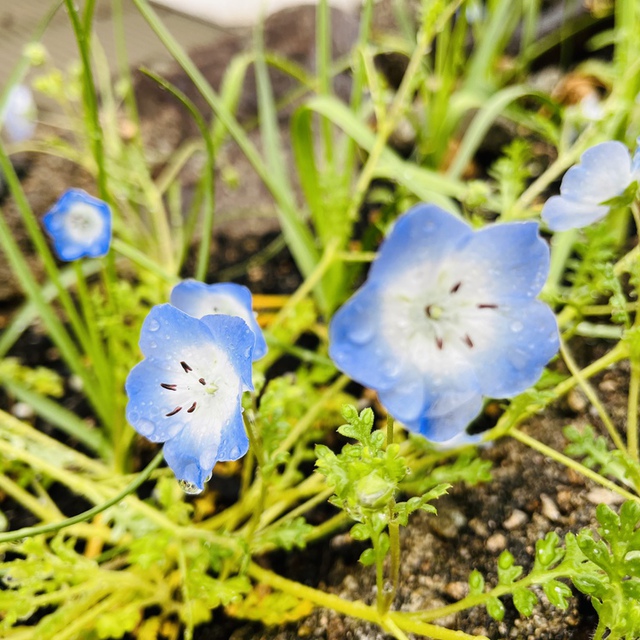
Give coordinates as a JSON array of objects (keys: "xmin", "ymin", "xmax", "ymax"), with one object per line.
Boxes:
[{"xmin": 573, "ymin": 502, "xmax": 640, "ymax": 639}]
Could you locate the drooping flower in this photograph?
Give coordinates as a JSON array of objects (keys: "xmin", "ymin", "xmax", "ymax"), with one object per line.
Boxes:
[
  {"xmin": 329, "ymin": 204, "xmax": 559, "ymax": 443},
  {"xmin": 42, "ymin": 189, "xmax": 112, "ymax": 261},
  {"xmin": 125, "ymin": 304, "xmax": 255, "ymax": 493},
  {"xmin": 1, "ymin": 85, "xmax": 36, "ymax": 143},
  {"xmin": 170, "ymin": 279, "xmax": 267, "ymax": 360},
  {"xmin": 541, "ymin": 140, "xmax": 640, "ymax": 231}
]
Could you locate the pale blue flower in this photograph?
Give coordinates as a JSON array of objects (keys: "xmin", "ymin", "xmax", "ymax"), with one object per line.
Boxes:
[
  {"xmin": 329, "ymin": 204, "xmax": 559, "ymax": 443},
  {"xmin": 125, "ymin": 304, "xmax": 255, "ymax": 493},
  {"xmin": 170, "ymin": 279, "xmax": 267, "ymax": 360},
  {"xmin": 2, "ymin": 85, "xmax": 36, "ymax": 143},
  {"xmin": 542, "ymin": 141, "xmax": 640, "ymax": 231},
  {"xmin": 42, "ymin": 189, "xmax": 112, "ymax": 261}
]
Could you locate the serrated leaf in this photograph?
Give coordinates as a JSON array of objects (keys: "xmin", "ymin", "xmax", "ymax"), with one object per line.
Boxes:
[
  {"xmin": 543, "ymin": 579, "xmax": 572, "ymax": 609},
  {"xmin": 513, "ymin": 587, "xmax": 537, "ymax": 616}
]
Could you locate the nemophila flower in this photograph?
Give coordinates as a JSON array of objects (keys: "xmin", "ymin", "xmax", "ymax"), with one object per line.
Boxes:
[
  {"xmin": 42, "ymin": 189, "xmax": 112, "ymax": 261},
  {"xmin": 125, "ymin": 304, "xmax": 255, "ymax": 494},
  {"xmin": 542, "ymin": 140, "xmax": 640, "ymax": 231},
  {"xmin": 1, "ymin": 85, "xmax": 36, "ymax": 143},
  {"xmin": 329, "ymin": 204, "xmax": 559, "ymax": 443},
  {"xmin": 170, "ymin": 279, "xmax": 267, "ymax": 360}
]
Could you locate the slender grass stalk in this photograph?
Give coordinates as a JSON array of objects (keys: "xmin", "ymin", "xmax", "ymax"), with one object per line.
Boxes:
[{"xmin": 559, "ymin": 338, "xmax": 626, "ymax": 452}]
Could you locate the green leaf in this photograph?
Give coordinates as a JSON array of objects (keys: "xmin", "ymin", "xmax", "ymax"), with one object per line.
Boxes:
[
  {"xmin": 543, "ymin": 580, "xmax": 572, "ymax": 609},
  {"xmin": 359, "ymin": 548, "xmax": 376, "ymax": 566},
  {"xmin": 468, "ymin": 569, "xmax": 485, "ymax": 595},
  {"xmin": 513, "ymin": 587, "xmax": 537, "ymax": 617},
  {"xmin": 486, "ymin": 596, "xmax": 505, "ymax": 621}
]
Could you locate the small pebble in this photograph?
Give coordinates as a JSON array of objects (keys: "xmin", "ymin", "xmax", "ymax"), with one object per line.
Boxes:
[
  {"xmin": 486, "ymin": 532, "xmax": 507, "ymax": 553},
  {"xmin": 503, "ymin": 509, "xmax": 528, "ymax": 530},
  {"xmin": 444, "ymin": 581, "xmax": 468, "ymax": 601},
  {"xmin": 567, "ymin": 389, "xmax": 587, "ymax": 412},
  {"xmin": 540, "ymin": 493, "xmax": 561, "ymax": 521},
  {"xmin": 11, "ymin": 402, "xmax": 34, "ymax": 419},
  {"xmin": 468, "ymin": 517, "xmax": 489, "ymax": 537},
  {"xmin": 599, "ymin": 379, "xmax": 617, "ymax": 393},
  {"xmin": 586, "ymin": 487, "xmax": 625, "ymax": 505}
]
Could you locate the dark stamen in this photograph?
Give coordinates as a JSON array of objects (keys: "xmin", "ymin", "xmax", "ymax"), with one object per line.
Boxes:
[
  {"xmin": 187, "ymin": 402, "xmax": 197, "ymax": 413},
  {"xmin": 435, "ymin": 336, "xmax": 444, "ymax": 350},
  {"xmin": 198, "ymin": 377, "xmax": 206, "ymax": 385},
  {"xmin": 425, "ymin": 305, "xmax": 433, "ymax": 318},
  {"xmin": 166, "ymin": 406, "xmax": 182, "ymax": 417},
  {"xmin": 160, "ymin": 383, "xmax": 177, "ymax": 391},
  {"xmin": 450, "ymin": 281, "xmax": 462, "ymax": 294},
  {"xmin": 180, "ymin": 361, "xmax": 192, "ymax": 373},
  {"xmin": 478, "ymin": 303, "xmax": 498, "ymax": 309},
  {"xmin": 464, "ymin": 334, "xmax": 474, "ymax": 348}
]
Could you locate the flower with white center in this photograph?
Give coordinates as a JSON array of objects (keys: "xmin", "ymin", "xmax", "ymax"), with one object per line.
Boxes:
[
  {"xmin": 42, "ymin": 189, "xmax": 112, "ymax": 261},
  {"xmin": 541, "ymin": 140, "xmax": 640, "ymax": 231},
  {"xmin": 329, "ymin": 204, "xmax": 559, "ymax": 443},
  {"xmin": 1, "ymin": 85, "xmax": 36, "ymax": 143},
  {"xmin": 170, "ymin": 279, "xmax": 267, "ymax": 361},
  {"xmin": 125, "ymin": 304, "xmax": 255, "ymax": 494}
]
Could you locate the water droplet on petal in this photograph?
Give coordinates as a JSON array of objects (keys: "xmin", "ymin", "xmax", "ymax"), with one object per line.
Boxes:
[
  {"xmin": 510, "ymin": 321, "xmax": 523, "ymax": 333},
  {"xmin": 149, "ymin": 341, "xmax": 158, "ymax": 349},
  {"xmin": 148, "ymin": 319, "xmax": 160, "ymax": 332},
  {"xmin": 508, "ymin": 348, "xmax": 529, "ymax": 370},
  {"xmin": 229, "ymin": 446, "xmax": 240, "ymax": 459},
  {"xmin": 136, "ymin": 419, "xmax": 155, "ymax": 437},
  {"xmin": 178, "ymin": 479, "xmax": 203, "ymax": 495}
]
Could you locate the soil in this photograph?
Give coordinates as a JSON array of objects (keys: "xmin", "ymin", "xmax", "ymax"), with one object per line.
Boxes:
[{"xmin": 0, "ymin": 3, "xmax": 629, "ymax": 639}]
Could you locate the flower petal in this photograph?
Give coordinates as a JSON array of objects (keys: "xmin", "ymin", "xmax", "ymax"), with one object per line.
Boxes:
[
  {"xmin": 163, "ymin": 407, "xmax": 248, "ymax": 492},
  {"xmin": 541, "ymin": 195, "xmax": 609, "ymax": 231},
  {"xmin": 171, "ymin": 280, "xmax": 267, "ymax": 360},
  {"xmin": 406, "ymin": 391, "xmax": 484, "ymax": 442},
  {"xmin": 459, "ymin": 221, "xmax": 549, "ymax": 300},
  {"xmin": 560, "ymin": 141, "xmax": 632, "ymax": 204},
  {"xmin": 467, "ymin": 300, "xmax": 559, "ymax": 397},
  {"xmin": 368, "ymin": 204, "xmax": 471, "ymax": 285}
]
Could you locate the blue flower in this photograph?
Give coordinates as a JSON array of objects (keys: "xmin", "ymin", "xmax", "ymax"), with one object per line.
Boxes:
[
  {"xmin": 2, "ymin": 85, "xmax": 36, "ymax": 143},
  {"xmin": 329, "ymin": 204, "xmax": 559, "ymax": 443},
  {"xmin": 42, "ymin": 189, "xmax": 112, "ymax": 261},
  {"xmin": 125, "ymin": 304, "xmax": 255, "ymax": 493},
  {"xmin": 170, "ymin": 279, "xmax": 267, "ymax": 360},
  {"xmin": 542, "ymin": 141, "xmax": 640, "ymax": 231}
]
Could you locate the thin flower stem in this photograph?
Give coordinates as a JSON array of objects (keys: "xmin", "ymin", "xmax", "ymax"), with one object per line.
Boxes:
[
  {"xmin": 559, "ymin": 337, "xmax": 627, "ymax": 452},
  {"xmin": 628, "ymin": 358, "xmax": 640, "ymax": 461},
  {"xmin": 383, "ymin": 518, "xmax": 401, "ymax": 614},
  {"xmin": 0, "ymin": 451, "xmax": 164, "ymax": 543},
  {"xmin": 510, "ymin": 428, "xmax": 640, "ymax": 504}
]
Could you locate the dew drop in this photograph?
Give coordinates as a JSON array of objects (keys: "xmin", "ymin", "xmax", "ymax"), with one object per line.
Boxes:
[
  {"xmin": 148, "ymin": 341, "xmax": 158, "ymax": 349},
  {"xmin": 510, "ymin": 321, "xmax": 523, "ymax": 333},
  {"xmin": 229, "ymin": 446, "xmax": 240, "ymax": 459},
  {"xmin": 136, "ymin": 419, "xmax": 155, "ymax": 437},
  {"xmin": 148, "ymin": 319, "xmax": 160, "ymax": 332},
  {"xmin": 178, "ymin": 479, "xmax": 203, "ymax": 495}
]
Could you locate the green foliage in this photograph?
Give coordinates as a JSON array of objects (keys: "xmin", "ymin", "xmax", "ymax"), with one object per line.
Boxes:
[
  {"xmin": 572, "ymin": 502, "xmax": 640, "ymax": 639},
  {"xmin": 564, "ymin": 425, "xmax": 640, "ymax": 489}
]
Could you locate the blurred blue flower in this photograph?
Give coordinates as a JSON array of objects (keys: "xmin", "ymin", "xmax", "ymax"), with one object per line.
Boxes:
[
  {"xmin": 170, "ymin": 279, "xmax": 267, "ymax": 360},
  {"xmin": 2, "ymin": 85, "xmax": 36, "ymax": 143},
  {"xmin": 126, "ymin": 304, "xmax": 255, "ymax": 494},
  {"xmin": 542, "ymin": 141, "xmax": 640, "ymax": 231},
  {"xmin": 329, "ymin": 204, "xmax": 558, "ymax": 443},
  {"xmin": 42, "ymin": 189, "xmax": 112, "ymax": 261}
]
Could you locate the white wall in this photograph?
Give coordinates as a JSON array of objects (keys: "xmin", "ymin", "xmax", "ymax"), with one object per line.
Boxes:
[{"xmin": 152, "ymin": 0, "xmax": 361, "ymax": 26}]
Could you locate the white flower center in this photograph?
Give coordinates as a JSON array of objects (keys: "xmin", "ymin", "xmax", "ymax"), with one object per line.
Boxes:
[
  {"xmin": 64, "ymin": 203, "xmax": 106, "ymax": 244},
  {"xmin": 379, "ymin": 259, "xmax": 499, "ymax": 376}
]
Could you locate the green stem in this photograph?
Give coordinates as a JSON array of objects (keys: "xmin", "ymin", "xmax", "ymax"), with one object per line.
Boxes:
[
  {"xmin": 559, "ymin": 338, "xmax": 627, "ymax": 452},
  {"xmin": 628, "ymin": 360, "xmax": 640, "ymax": 462},
  {"xmin": 510, "ymin": 428, "xmax": 640, "ymax": 504},
  {"xmin": 247, "ymin": 563, "xmax": 487, "ymax": 640}
]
